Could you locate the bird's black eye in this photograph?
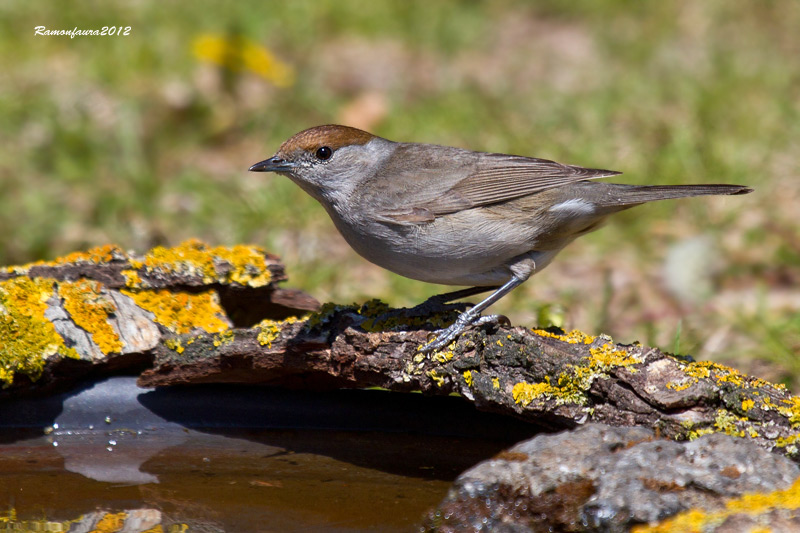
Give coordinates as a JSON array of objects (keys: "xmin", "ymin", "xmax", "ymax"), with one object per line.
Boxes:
[{"xmin": 315, "ymin": 146, "xmax": 333, "ymax": 160}]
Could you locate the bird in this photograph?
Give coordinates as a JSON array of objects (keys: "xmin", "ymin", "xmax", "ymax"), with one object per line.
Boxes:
[{"xmin": 249, "ymin": 125, "xmax": 752, "ymax": 352}]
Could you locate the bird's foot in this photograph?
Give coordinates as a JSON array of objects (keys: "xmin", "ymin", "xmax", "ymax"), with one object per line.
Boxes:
[{"xmin": 419, "ymin": 311, "xmax": 509, "ymax": 353}]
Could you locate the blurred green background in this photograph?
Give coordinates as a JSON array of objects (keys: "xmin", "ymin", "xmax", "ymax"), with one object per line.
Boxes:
[{"xmin": 2, "ymin": 1, "xmax": 798, "ymax": 383}]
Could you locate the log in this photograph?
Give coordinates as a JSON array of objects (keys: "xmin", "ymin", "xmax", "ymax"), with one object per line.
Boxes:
[
  {"xmin": 0, "ymin": 240, "xmax": 317, "ymax": 396},
  {"xmin": 136, "ymin": 299, "xmax": 800, "ymax": 461}
]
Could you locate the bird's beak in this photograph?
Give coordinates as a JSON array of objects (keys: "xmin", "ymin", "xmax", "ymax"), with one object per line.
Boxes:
[{"xmin": 248, "ymin": 156, "xmax": 297, "ymax": 172}]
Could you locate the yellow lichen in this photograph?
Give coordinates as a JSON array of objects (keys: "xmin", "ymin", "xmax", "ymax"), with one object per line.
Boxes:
[
  {"xmin": 430, "ymin": 342, "xmax": 456, "ymax": 364},
  {"xmin": 778, "ymin": 396, "xmax": 800, "ymax": 428},
  {"xmin": 632, "ymin": 476, "xmax": 800, "ymax": 533},
  {"xmin": 512, "ymin": 380, "xmax": 560, "ymax": 406},
  {"xmin": 532, "ymin": 328, "xmax": 596, "ymax": 345},
  {"xmin": 668, "ymin": 360, "xmax": 755, "ymax": 394},
  {"xmin": 59, "ymin": 244, "xmax": 126, "ymax": 264},
  {"xmin": 512, "ymin": 342, "xmax": 642, "ymax": 407},
  {"xmin": 121, "ymin": 269, "xmax": 142, "ymax": 288},
  {"xmin": 713, "ymin": 409, "xmax": 756, "ymax": 438},
  {"xmin": 257, "ymin": 316, "xmax": 303, "ymax": 348},
  {"xmin": 3, "ymin": 244, "xmax": 129, "ymax": 275},
  {"xmin": 257, "ymin": 319, "xmax": 282, "ymax": 348},
  {"xmin": 678, "ymin": 419, "xmax": 718, "ymax": 441},
  {"xmin": 775, "ymin": 433, "xmax": 800, "ymax": 448},
  {"xmin": 463, "ymin": 370, "xmax": 474, "ymax": 387},
  {"xmin": 589, "ymin": 343, "xmax": 641, "ymax": 371},
  {"xmin": 492, "ymin": 377, "xmax": 500, "ymax": 390},
  {"xmin": 122, "ymin": 288, "xmax": 229, "ymax": 334},
  {"xmin": 663, "ymin": 359, "xmax": 800, "ymax": 444},
  {"xmin": 0, "ymin": 509, "xmax": 179, "ymax": 532},
  {"xmin": 138, "ymin": 239, "xmax": 273, "ymax": 288},
  {"xmin": 666, "ymin": 380, "xmax": 694, "ymax": 392},
  {"xmin": 164, "ymin": 338, "xmax": 184, "ymax": 354},
  {"xmin": 58, "ymin": 279, "xmax": 124, "ymax": 354},
  {"xmin": 685, "ymin": 427, "xmax": 716, "ymax": 440},
  {"xmin": 94, "ymin": 511, "xmax": 130, "ymax": 532},
  {"xmin": 0, "ymin": 277, "xmax": 79, "ymax": 386},
  {"xmin": 212, "ymin": 329, "xmax": 235, "ymax": 347},
  {"xmin": 684, "ymin": 361, "xmax": 713, "ymax": 380},
  {"xmin": 215, "ymin": 244, "xmax": 275, "ymax": 287},
  {"xmin": 427, "ymin": 369, "xmax": 445, "ymax": 387},
  {"xmin": 693, "ymin": 361, "xmax": 747, "ymax": 387}
]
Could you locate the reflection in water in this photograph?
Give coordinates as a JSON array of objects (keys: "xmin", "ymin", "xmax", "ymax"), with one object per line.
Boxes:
[
  {"xmin": 52, "ymin": 378, "xmax": 185, "ymax": 484},
  {"xmin": 0, "ymin": 377, "xmax": 539, "ymax": 532},
  {"xmin": 0, "ymin": 509, "xmax": 172, "ymax": 532}
]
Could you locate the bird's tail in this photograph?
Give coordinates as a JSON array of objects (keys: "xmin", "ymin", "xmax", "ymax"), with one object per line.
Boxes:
[{"xmin": 595, "ymin": 184, "xmax": 753, "ymax": 207}]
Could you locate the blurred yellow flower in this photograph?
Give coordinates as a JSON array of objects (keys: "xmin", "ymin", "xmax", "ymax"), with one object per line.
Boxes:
[{"xmin": 192, "ymin": 34, "xmax": 295, "ymax": 87}]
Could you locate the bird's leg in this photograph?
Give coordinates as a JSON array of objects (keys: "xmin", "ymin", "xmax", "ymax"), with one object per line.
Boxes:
[{"xmin": 419, "ymin": 276, "xmax": 524, "ymax": 353}]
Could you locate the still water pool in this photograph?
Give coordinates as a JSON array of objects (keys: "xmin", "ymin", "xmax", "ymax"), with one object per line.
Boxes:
[{"xmin": 0, "ymin": 377, "xmax": 535, "ymax": 532}]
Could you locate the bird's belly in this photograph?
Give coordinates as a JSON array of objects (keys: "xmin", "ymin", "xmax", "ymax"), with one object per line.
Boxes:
[
  {"xmin": 334, "ymin": 213, "xmax": 542, "ymax": 286},
  {"xmin": 368, "ymin": 248, "xmax": 514, "ymax": 286}
]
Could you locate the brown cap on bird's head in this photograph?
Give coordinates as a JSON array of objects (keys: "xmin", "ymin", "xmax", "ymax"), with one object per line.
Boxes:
[
  {"xmin": 276, "ymin": 124, "xmax": 375, "ymax": 159},
  {"xmin": 249, "ymin": 124, "xmax": 377, "ymax": 173}
]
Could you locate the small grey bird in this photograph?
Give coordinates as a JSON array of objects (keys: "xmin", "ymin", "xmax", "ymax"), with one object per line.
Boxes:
[{"xmin": 249, "ymin": 125, "xmax": 752, "ymax": 352}]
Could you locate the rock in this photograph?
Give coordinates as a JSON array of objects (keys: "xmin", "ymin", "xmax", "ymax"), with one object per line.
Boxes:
[{"xmin": 424, "ymin": 423, "xmax": 800, "ymax": 532}]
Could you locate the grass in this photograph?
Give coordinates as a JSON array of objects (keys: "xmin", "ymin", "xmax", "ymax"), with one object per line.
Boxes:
[{"xmin": 1, "ymin": 1, "xmax": 798, "ymax": 385}]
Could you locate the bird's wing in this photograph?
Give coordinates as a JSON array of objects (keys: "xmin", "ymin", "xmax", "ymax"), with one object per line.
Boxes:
[
  {"xmin": 377, "ymin": 149, "xmax": 620, "ymax": 225},
  {"xmin": 430, "ymin": 154, "xmax": 620, "ymax": 214}
]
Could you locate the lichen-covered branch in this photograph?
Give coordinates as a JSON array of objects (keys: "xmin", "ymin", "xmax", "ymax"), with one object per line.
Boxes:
[
  {"xmin": 139, "ymin": 301, "xmax": 800, "ymax": 461},
  {"xmin": 0, "ymin": 240, "xmax": 316, "ymax": 393}
]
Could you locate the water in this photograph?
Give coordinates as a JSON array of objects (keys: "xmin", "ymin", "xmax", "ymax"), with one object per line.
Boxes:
[{"xmin": 0, "ymin": 378, "xmax": 537, "ymax": 531}]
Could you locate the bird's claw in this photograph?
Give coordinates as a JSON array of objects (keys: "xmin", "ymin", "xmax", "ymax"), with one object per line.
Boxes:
[
  {"xmin": 420, "ymin": 325, "xmax": 461, "ymax": 353},
  {"xmin": 419, "ymin": 313, "xmax": 508, "ymax": 353}
]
